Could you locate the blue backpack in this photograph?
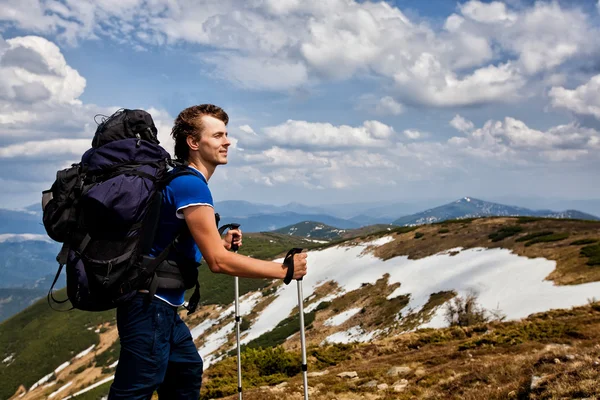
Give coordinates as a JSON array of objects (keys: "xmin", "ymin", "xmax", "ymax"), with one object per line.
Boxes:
[{"xmin": 42, "ymin": 109, "xmax": 201, "ymax": 313}]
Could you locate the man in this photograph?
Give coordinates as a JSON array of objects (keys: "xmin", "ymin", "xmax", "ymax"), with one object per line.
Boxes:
[{"xmin": 108, "ymin": 104, "xmax": 308, "ymax": 399}]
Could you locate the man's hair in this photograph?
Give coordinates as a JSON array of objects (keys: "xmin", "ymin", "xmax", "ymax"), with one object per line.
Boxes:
[{"xmin": 171, "ymin": 104, "xmax": 229, "ymax": 161}]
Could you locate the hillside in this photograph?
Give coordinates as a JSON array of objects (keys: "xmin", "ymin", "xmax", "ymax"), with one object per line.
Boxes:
[
  {"xmin": 274, "ymin": 221, "xmax": 347, "ymax": 240},
  {"xmin": 3, "ymin": 217, "xmax": 600, "ymax": 399},
  {"xmin": 392, "ymin": 197, "xmax": 599, "ymax": 226}
]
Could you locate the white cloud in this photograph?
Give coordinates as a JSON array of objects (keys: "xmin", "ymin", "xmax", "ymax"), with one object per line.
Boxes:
[
  {"xmin": 2, "ymin": 0, "xmax": 596, "ymax": 107},
  {"xmin": 0, "ymin": 138, "xmax": 89, "ymax": 158},
  {"xmin": 0, "ymin": 35, "xmax": 175, "ymax": 208},
  {"xmin": 549, "ymin": 74, "xmax": 600, "ymax": 120},
  {"xmin": 450, "ymin": 115, "xmax": 475, "ymax": 133},
  {"xmin": 460, "ymin": 1, "xmax": 517, "ymax": 24},
  {"xmin": 448, "ymin": 117, "xmax": 600, "ymax": 162},
  {"xmin": 260, "ymin": 119, "xmax": 397, "ymax": 149},
  {"xmin": 403, "ymin": 129, "xmax": 424, "ymax": 140},
  {"xmin": 376, "ymin": 96, "xmax": 404, "ymax": 115}
]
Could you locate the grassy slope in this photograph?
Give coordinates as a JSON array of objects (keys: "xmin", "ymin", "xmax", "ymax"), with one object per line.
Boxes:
[
  {"xmin": 0, "ymin": 232, "xmax": 317, "ymax": 400},
  {"xmin": 211, "ymin": 302, "xmax": 600, "ymax": 400},
  {"xmin": 5, "ymin": 217, "xmax": 600, "ymax": 399}
]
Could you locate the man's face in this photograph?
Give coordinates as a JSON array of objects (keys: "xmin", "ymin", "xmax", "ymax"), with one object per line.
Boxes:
[{"xmin": 195, "ymin": 115, "xmax": 230, "ymax": 166}]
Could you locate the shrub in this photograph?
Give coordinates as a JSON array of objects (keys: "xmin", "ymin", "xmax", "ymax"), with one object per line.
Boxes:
[
  {"xmin": 524, "ymin": 233, "xmax": 569, "ymax": 247},
  {"xmin": 438, "ymin": 228, "xmax": 450, "ymax": 234},
  {"xmin": 488, "ymin": 226, "xmax": 524, "ymax": 242},
  {"xmin": 414, "ymin": 232, "xmax": 425, "ymax": 239},
  {"xmin": 515, "ymin": 231, "xmax": 554, "ymax": 242},
  {"xmin": 444, "ymin": 291, "xmax": 489, "ymax": 327},
  {"xmin": 581, "ymin": 244, "xmax": 600, "ymax": 266},
  {"xmin": 571, "ymin": 239, "xmax": 599, "ymax": 245},
  {"xmin": 240, "ymin": 318, "xmax": 251, "ymax": 332},
  {"xmin": 315, "ymin": 301, "xmax": 331, "ymax": 312}
]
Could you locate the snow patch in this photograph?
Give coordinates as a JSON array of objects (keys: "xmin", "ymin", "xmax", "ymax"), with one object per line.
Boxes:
[
  {"xmin": 62, "ymin": 376, "xmax": 115, "ymax": 399},
  {"xmin": 54, "ymin": 361, "xmax": 70, "ymax": 374},
  {"xmin": 190, "ymin": 318, "xmax": 218, "ymax": 340},
  {"xmin": 49, "ymin": 381, "xmax": 72, "ymax": 398},
  {"xmin": 75, "ymin": 345, "xmax": 95, "ymax": 359},
  {"xmin": 322, "ymin": 326, "xmax": 380, "ymax": 344},
  {"xmin": 3, "ymin": 353, "xmax": 14, "ymax": 363},
  {"xmin": 198, "ymin": 322, "xmax": 235, "ymax": 368},
  {"xmin": 29, "ymin": 372, "xmax": 55, "ymax": 391},
  {"xmin": 323, "ymin": 308, "xmax": 362, "ymax": 327}
]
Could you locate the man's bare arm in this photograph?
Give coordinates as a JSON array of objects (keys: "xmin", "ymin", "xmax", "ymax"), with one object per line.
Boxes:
[{"xmin": 183, "ymin": 205, "xmax": 307, "ymax": 280}]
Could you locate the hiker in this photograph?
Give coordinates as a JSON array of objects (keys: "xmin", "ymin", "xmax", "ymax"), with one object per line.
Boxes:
[{"xmin": 108, "ymin": 104, "xmax": 309, "ymax": 399}]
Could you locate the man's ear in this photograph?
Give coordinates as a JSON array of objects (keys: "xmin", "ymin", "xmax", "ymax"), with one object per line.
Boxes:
[{"xmin": 186, "ymin": 134, "xmax": 200, "ymax": 151}]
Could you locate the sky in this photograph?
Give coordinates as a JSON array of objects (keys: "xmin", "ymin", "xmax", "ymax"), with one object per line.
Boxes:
[{"xmin": 1, "ymin": 0, "xmax": 600, "ymax": 209}]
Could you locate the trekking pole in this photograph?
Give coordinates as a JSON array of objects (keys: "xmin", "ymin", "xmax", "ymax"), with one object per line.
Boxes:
[
  {"xmin": 218, "ymin": 223, "xmax": 242, "ymax": 400},
  {"xmin": 283, "ymin": 248, "xmax": 308, "ymax": 399}
]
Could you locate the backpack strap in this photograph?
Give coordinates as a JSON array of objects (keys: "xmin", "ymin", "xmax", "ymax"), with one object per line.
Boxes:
[
  {"xmin": 136, "ymin": 166, "xmax": 204, "ymax": 307},
  {"xmin": 47, "ymin": 244, "xmax": 74, "ymax": 311}
]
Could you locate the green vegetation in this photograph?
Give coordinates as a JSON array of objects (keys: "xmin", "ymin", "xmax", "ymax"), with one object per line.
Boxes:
[
  {"xmin": 571, "ymin": 239, "xmax": 598, "ymax": 245},
  {"xmin": 237, "ymin": 232, "xmax": 318, "ymax": 260},
  {"xmin": 458, "ymin": 319, "xmax": 581, "ymax": 350},
  {"xmin": 438, "ymin": 228, "xmax": 450, "ymax": 234},
  {"xmin": 516, "ymin": 231, "xmax": 554, "ymax": 242},
  {"xmin": 524, "ymin": 233, "xmax": 570, "ymax": 247},
  {"xmin": 202, "ymin": 346, "xmax": 302, "ymax": 399},
  {"xmin": 488, "ymin": 226, "xmax": 524, "ymax": 242},
  {"xmin": 242, "ymin": 311, "xmax": 316, "ymax": 350},
  {"xmin": 581, "ymin": 244, "xmax": 600, "ymax": 266},
  {"xmin": 310, "ymin": 343, "xmax": 354, "ymax": 369},
  {"xmin": 315, "ymin": 301, "xmax": 331, "ymax": 312},
  {"xmin": 414, "ymin": 232, "xmax": 425, "ymax": 239},
  {"xmin": 0, "ymin": 288, "xmax": 115, "ymax": 400},
  {"xmin": 203, "ymin": 344, "xmax": 353, "ymax": 400}
]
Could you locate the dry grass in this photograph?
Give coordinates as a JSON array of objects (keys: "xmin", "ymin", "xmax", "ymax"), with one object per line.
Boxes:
[{"xmin": 214, "ymin": 302, "xmax": 600, "ymax": 399}]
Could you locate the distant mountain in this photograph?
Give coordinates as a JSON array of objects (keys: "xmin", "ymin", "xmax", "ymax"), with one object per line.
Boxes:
[
  {"xmin": 0, "ymin": 288, "xmax": 46, "ymax": 323},
  {"xmin": 392, "ymin": 197, "xmax": 600, "ymax": 226},
  {"xmin": 347, "ymin": 214, "xmax": 395, "ymax": 226},
  {"xmin": 0, "ymin": 209, "xmax": 46, "ymax": 235},
  {"xmin": 274, "ymin": 221, "xmax": 347, "ymax": 240},
  {"xmin": 218, "ymin": 212, "xmax": 360, "ymax": 232},
  {"xmin": 0, "ymin": 237, "xmax": 61, "ymax": 288}
]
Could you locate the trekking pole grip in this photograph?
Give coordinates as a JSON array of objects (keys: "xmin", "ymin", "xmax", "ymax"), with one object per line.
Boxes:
[
  {"xmin": 218, "ymin": 223, "xmax": 241, "ymax": 251},
  {"xmin": 283, "ymin": 248, "xmax": 303, "ymax": 285}
]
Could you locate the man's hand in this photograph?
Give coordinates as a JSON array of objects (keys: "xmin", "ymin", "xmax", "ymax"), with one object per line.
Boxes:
[
  {"xmin": 222, "ymin": 228, "xmax": 242, "ymax": 251},
  {"xmin": 292, "ymin": 252, "xmax": 308, "ymax": 280}
]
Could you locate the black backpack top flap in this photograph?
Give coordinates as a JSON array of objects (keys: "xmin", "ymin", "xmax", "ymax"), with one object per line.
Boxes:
[{"xmin": 92, "ymin": 109, "xmax": 159, "ymax": 148}]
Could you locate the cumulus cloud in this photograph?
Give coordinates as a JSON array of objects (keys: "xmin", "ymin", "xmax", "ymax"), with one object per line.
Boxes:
[
  {"xmin": 259, "ymin": 120, "xmax": 397, "ymax": 149},
  {"xmin": 0, "ymin": 35, "xmax": 175, "ymax": 208},
  {"xmin": 1, "ymin": 0, "xmax": 597, "ymax": 108},
  {"xmin": 549, "ymin": 74, "xmax": 600, "ymax": 120},
  {"xmin": 448, "ymin": 116, "xmax": 600, "ymax": 162},
  {"xmin": 450, "ymin": 115, "xmax": 475, "ymax": 133}
]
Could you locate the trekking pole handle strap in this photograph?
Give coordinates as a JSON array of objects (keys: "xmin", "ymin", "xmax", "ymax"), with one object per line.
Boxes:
[
  {"xmin": 283, "ymin": 247, "xmax": 303, "ymax": 285},
  {"xmin": 218, "ymin": 223, "xmax": 241, "ymax": 251}
]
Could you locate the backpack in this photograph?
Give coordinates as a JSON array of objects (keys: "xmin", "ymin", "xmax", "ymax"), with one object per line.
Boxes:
[{"xmin": 42, "ymin": 109, "xmax": 201, "ymax": 313}]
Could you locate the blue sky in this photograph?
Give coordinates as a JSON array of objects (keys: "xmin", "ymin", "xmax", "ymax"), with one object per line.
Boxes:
[{"xmin": 1, "ymin": 0, "xmax": 600, "ymax": 209}]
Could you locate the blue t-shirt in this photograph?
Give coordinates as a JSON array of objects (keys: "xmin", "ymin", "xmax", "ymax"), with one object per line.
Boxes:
[{"xmin": 149, "ymin": 166, "xmax": 213, "ymax": 306}]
